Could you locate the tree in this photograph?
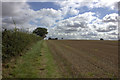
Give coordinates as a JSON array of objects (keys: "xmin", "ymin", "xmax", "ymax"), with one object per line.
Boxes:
[
  {"xmin": 48, "ymin": 37, "xmax": 51, "ymax": 40},
  {"xmin": 33, "ymin": 27, "xmax": 48, "ymax": 38},
  {"xmin": 100, "ymin": 38, "xmax": 104, "ymax": 40},
  {"xmin": 55, "ymin": 38, "xmax": 58, "ymax": 40}
]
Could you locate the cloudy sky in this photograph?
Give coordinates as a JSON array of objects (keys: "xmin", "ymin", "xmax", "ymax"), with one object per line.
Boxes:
[{"xmin": 2, "ymin": 0, "xmax": 120, "ymax": 40}]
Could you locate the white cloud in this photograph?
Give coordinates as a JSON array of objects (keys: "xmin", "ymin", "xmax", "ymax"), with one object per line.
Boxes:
[
  {"xmin": 92, "ymin": 0, "xmax": 119, "ymax": 10},
  {"xmin": 54, "ymin": 12, "xmax": 97, "ymax": 29},
  {"xmin": 47, "ymin": 12, "xmax": 118, "ymax": 40},
  {"xmin": 2, "ymin": 1, "xmax": 119, "ymax": 40},
  {"xmin": 56, "ymin": 0, "xmax": 119, "ymax": 11},
  {"xmin": 3, "ymin": 0, "xmax": 120, "ymax": 10},
  {"xmin": 68, "ymin": 8, "xmax": 79, "ymax": 15},
  {"xmin": 47, "ymin": 12, "xmax": 98, "ymax": 39},
  {"xmin": 95, "ymin": 13, "xmax": 118, "ymax": 33},
  {"xmin": 37, "ymin": 8, "xmax": 62, "ymax": 19},
  {"xmin": 38, "ymin": 16, "xmax": 56, "ymax": 27},
  {"xmin": 2, "ymin": 2, "xmax": 63, "ymax": 30},
  {"xmin": 35, "ymin": 8, "xmax": 63, "ymax": 27}
]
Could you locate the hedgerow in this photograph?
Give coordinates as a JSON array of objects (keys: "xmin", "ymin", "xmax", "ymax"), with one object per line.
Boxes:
[{"xmin": 2, "ymin": 29, "xmax": 42, "ymax": 62}]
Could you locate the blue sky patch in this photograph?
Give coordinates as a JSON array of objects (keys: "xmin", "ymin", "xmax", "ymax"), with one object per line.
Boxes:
[{"xmin": 28, "ymin": 2, "xmax": 60, "ymax": 11}]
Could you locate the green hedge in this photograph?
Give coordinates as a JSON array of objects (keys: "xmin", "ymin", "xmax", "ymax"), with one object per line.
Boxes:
[{"xmin": 2, "ymin": 29, "xmax": 42, "ymax": 62}]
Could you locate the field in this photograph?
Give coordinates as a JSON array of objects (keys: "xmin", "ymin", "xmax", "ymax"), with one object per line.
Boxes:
[
  {"xmin": 3, "ymin": 40, "xmax": 119, "ymax": 78},
  {"xmin": 46, "ymin": 40, "xmax": 118, "ymax": 78}
]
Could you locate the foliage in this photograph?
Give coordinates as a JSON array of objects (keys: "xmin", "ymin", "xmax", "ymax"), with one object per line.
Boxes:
[
  {"xmin": 48, "ymin": 37, "xmax": 58, "ymax": 40},
  {"xmin": 2, "ymin": 29, "xmax": 42, "ymax": 62},
  {"xmin": 33, "ymin": 27, "xmax": 48, "ymax": 38},
  {"xmin": 100, "ymin": 38, "xmax": 104, "ymax": 40}
]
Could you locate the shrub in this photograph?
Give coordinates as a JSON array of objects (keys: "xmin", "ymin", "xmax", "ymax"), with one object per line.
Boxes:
[{"xmin": 2, "ymin": 29, "xmax": 42, "ymax": 62}]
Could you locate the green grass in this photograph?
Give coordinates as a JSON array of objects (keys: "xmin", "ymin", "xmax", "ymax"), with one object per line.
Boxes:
[
  {"xmin": 10, "ymin": 40, "xmax": 43, "ymax": 78},
  {"xmin": 87, "ymin": 72, "xmax": 95, "ymax": 77},
  {"xmin": 3, "ymin": 40, "xmax": 61, "ymax": 78},
  {"xmin": 41, "ymin": 41, "xmax": 61, "ymax": 78}
]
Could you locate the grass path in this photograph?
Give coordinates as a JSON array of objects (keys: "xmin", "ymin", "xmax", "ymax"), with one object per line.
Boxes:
[{"xmin": 3, "ymin": 40, "xmax": 61, "ymax": 78}]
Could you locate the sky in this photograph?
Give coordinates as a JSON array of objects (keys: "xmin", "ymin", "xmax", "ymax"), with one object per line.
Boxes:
[{"xmin": 2, "ymin": 0, "xmax": 120, "ymax": 40}]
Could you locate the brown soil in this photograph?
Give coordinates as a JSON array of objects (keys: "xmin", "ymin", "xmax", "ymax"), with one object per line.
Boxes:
[{"xmin": 46, "ymin": 40, "xmax": 118, "ymax": 78}]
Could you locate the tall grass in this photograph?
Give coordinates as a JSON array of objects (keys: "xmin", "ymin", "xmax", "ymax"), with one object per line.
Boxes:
[{"xmin": 2, "ymin": 29, "xmax": 42, "ymax": 62}]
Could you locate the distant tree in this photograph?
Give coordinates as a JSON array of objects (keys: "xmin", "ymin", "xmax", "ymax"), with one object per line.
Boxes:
[
  {"xmin": 48, "ymin": 37, "xmax": 51, "ymax": 40},
  {"xmin": 55, "ymin": 38, "xmax": 58, "ymax": 40},
  {"xmin": 61, "ymin": 38, "xmax": 63, "ymax": 39},
  {"xmin": 100, "ymin": 38, "xmax": 104, "ymax": 40},
  {"xmin": 33, "ymin": 27, "xmax": 48, "ymax": 38}
]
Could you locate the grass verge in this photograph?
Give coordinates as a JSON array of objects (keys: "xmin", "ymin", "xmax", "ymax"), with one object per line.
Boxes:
[{"xmin": 3, "ymin": 40, "xmax": 61, "ymax": 78}]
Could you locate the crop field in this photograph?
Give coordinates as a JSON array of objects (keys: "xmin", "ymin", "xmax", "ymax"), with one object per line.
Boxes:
[
  {"xmin": 3, "ymin": 40, "xmax": 119, "ymax": 78},
  {"xmin": 46, "ymin": 40, "xmax": 118, "ymax": 78}
]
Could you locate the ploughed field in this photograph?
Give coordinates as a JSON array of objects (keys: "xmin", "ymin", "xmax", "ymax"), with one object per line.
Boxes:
[{"xmin": 46, "ymin": 40, "xmax": 118, "ymax": 78}]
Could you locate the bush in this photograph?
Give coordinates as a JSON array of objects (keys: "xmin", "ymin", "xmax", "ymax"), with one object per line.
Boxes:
[
  {"xmin": 100, "ymin": 38, "xmax": 104, "ymax": 40},
  {"xmin": 2, "ymin": 29, "xmax": 42, "ymax": 62}
]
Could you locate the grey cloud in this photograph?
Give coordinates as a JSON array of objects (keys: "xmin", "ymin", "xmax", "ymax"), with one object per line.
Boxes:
[
  {"xmin": 96, "ymin": 25, "xmax": 117, "ymax": 32},
  {"xmin": 97, "ymin": 29, "xmax": 112, "ymax": 32},
  {"xmin": 66, "ymin": 22, "xmax": 87, "ymax": 28},
  {"xmin": 2, "ymin": 2, "xmax": 35, "ymax": 30},
  {"xmin": 2, "ymin": 15, "xmax": 33, "ymax": 25},
  {"xmin": 64, "ymin": 28, "xmax": 78, "ymax": 33},
  {"xmin": 82, "ymin": 32, "xmax": 98, "ymax": 36},
  {"xmin": 2, "ymin": 2, "xmax": 30, "ymax": 17},
  {"xmin": 108, "ymin": 25, "xmax": 117, "ymax": 30},
  {"xmin": 102, "ymin": 13, "xmax": 118, "ymax": 22},
  {"xmin": 103, "ymin": 19, "xmax": 117, "ymax": 22},
  {"xmin": 110, "ymin": 32, "xmax": 118, "ymax": 35}
]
